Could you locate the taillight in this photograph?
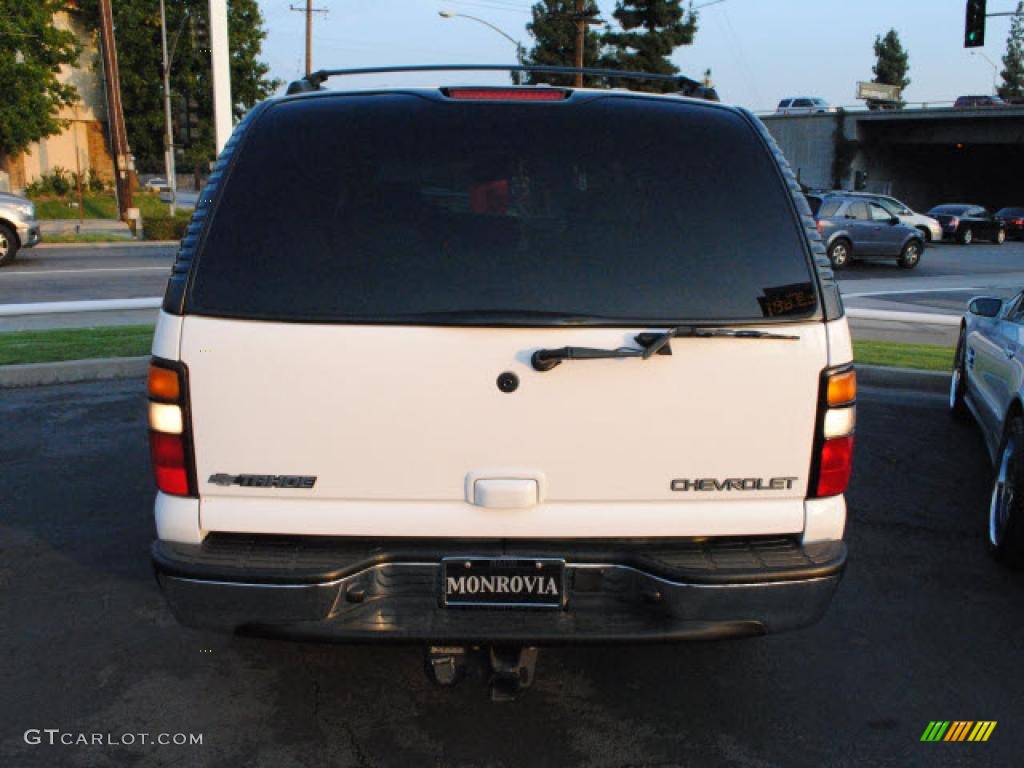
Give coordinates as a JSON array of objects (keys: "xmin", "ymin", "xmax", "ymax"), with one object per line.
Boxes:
[
  {"xmin": 816, "ymin": 220, "xmax": 824, "ymax": 234},
  {"xmin": 444, "ymin": 87, "xmax": 569, "ymax": 101},
  {"xmin": 816, "ymin": 436, "xmax": 854, "ymax": 497},
  {"xmin": 811, "ymin": 366, "xmax": 856, "ymax": 498},
  {"xmin": 950, "ymin": 217, "xmax": 959, "ymax": 227},
  {"xmin": 147, "ymin": 359, "xmax": 196, "ymax": 497},
  {"xmin": 1015, "ymin": 218, "xmax": 1024, "ymax": 226}
]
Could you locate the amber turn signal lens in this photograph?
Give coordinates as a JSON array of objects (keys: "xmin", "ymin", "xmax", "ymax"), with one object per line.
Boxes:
[
  {"xmin": 827, "ymin": 369, "xmax": 856, "ymax": 406},
  {"xmin": 148, "ymin": 365, "xmax": 181, "ymax": 401}
]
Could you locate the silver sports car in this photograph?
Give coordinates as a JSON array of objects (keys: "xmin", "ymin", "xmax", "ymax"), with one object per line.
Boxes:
[{"xmin": 952, "ymin": 293, "xmax": 1024, "ymax": 564}]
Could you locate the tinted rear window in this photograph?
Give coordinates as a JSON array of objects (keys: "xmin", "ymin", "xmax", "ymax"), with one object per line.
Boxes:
[
  {"xmin": 188, "ymin": 93, "xmax": 817, "ymax": 325},
  {"xmin": 930, "ymin": 205, "xmax": 969, "ymax": 215},
  {"xmin": 997, "ymin": 208, "xmax": 1024, "ymax": 216}
]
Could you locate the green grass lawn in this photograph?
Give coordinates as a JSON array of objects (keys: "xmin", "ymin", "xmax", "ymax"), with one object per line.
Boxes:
[
  {"xmin": 42, "ymin": 233, "xmax": 135, "ymax": 244},
  {"xmin": 0, "ymin": 325, "xmax": 154, "ymax": 366},
  {"xmin": 852, "ymin": 340, "xmax": 954, "ymax": 372},
  {"xmin": 32, "ymin": 192, "xmax": 182, "ymax": 220}
]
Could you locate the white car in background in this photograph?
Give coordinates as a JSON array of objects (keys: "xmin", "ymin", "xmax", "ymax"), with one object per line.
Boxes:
[
  {"xmin": 833, "ymin": 191, "xmax": 943, "ymax": 243},
  {"xmin": 951, "ymin": 293, "xmax": 1024, "ymax": 564},
  {"xmin": 775, "ymin": 97, "xmax": 836, "ymax": 114}
]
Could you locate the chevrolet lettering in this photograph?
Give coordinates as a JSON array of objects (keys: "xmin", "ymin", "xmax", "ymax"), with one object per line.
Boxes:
[{"xmin": 671, "ymin": 477, "xmax": 800, "ymax": 492}]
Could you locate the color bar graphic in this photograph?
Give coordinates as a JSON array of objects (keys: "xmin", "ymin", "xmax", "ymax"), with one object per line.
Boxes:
[{"xmin": 920, "ymin": 721, "xmax": 996, "ymax": 742}]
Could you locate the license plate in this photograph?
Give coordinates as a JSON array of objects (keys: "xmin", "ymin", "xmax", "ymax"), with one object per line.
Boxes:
[{"xmin": 441, "ymin": 557, "xmax": 565, "ymax": 608}]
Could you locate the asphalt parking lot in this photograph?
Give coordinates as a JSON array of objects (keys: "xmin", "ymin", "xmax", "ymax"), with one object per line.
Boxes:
[{"xmin": 2, "ymin": 378, "xmax": 1022, "ymax": 767}]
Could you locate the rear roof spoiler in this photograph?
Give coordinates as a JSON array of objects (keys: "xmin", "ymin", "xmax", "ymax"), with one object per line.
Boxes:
[{"xmin": 285, "ymin": 64, "xmax": 718, "ymax": 101}]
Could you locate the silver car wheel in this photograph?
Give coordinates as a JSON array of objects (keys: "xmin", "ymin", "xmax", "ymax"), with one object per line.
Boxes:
[
  {"xmin": 997, "ymin": 229, "xmax": 1006, "ymax": 244},
  {"xmin": 990, "ymin": 440, "xmax": 1017, "ymax": 547},
  {"xmin": 0, "ymin": 231, "xmax": 8, "ymax": 259},
  {"xmin": 829, "ymin": 243, "xmax": 848, "ymax": 267},
  {"xmin": 903, "ymin": 243, "xmax": 920, "ymax": 264},
  {"xmin": 962, "ymin": 229, "xmax": 973, "ymax": 245}
]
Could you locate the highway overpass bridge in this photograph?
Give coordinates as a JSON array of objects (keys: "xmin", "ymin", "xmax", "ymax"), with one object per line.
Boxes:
[{"xmin": 760, "ymin": 106, "xmax": 1024, "ymax": 212}]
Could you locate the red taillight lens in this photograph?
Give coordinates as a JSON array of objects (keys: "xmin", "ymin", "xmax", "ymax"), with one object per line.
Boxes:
[
  {"xmin": 150, "ymin": 432, "xmax": 190, "ymax": 495},
  {"xmin": 816, "ymin": 220, "xmax": 824, "ymax": 234},
  {"xmin": 1015, "ymin": 218, "xmax": 1024, "ymax": 226},
  {"xmin": 445, "ymin": 87, "xmax": 568, "ymax": 101},
  {"xmin": 148, "ymin": 359, "xmax": 195, "ymax": 497},
  {"xmin": 811, "ymin": 367, "xmax": 856, "ymax": 498},
  {"xmin": 816, "ymin": 436, "xmax": 854, "ymax": 497}
]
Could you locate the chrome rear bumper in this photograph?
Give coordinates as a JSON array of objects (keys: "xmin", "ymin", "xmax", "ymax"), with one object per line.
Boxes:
[{"xmin": 154, "ymin": 536, "xmax": 846, "ymax": 643}]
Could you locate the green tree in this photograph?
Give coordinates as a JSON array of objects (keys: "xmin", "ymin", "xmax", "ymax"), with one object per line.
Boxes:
[
  {"xmin": 0, "ymin": 0, "xmax": 81, "ymax": 158},
  {"xmin": 76, "ymin": 0, "xmax": 279, "ymax": 175},
  {"xmin": 998, "ymin": 2, "xmax": 1024, "ymax": 102},
  {"xmin": 872, "ymin": 28, "xmax": 910, "ymax": 106},
  {"xmin": 603, "ymin": 0, "xmax": 699, "ymax": 93},
  {"xmin": 524, "ymin": 1, "xmax": 604, "ymax": 86}
]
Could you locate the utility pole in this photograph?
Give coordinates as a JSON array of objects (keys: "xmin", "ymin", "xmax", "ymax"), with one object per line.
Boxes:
[
  {"xmin": 574, "ymin": 0, "xmax": 585, "ymax": 87},
  {"xmin": 568, "ymin": 2, "xmax": 602, "ymax": 87},
  {"xmin": 97, "ymin": 0, "xmax": 132, "ymax": 218},
  {"xmin": 209, "ymin": 0, "xmax": 233, "ymax": 154},
  {"xmin": 290, "ymin": 2, "xmax": 328, "ymax": 76},
  {"xmin": 159, "ymin": 0, "xmax": 176, "ymax": 215}
]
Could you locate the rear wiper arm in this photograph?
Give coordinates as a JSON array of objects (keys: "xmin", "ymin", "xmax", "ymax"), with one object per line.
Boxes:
[
  {"xmin": 531, "ymin": 326, "xmax": 800, "ymax": 372},
  {"xmin": 531, "ymin": 345, "xmax": 646, "ymax": 372}
]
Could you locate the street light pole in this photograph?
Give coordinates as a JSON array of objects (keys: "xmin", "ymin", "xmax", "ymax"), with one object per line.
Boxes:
[
  {"xmin": 208, "ymin": 0, "xmax": 233, "ymax": 155},
  {"xmin": 970, "ymin": 50, "xmax": 999, "ymax": 94},
  {"xmin": 438, "ymin": 10, "xmax": 524, "ymax": 83},
  {"xmin": 159, "ymin": 0, "xmax": 176, "ymax": 216}
]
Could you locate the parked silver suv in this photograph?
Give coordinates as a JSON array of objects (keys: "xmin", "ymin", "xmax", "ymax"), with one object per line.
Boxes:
[
  {"xmin": 0, "ymin": 191, "xmax": 41, "ymax": 266},
  {"xmin": 835, "ymin": 191, "xmax": 943, "ymax": 242},
  {"xmin": 815, "ymin": 195, "xmax": 925, "ymax": 269}
]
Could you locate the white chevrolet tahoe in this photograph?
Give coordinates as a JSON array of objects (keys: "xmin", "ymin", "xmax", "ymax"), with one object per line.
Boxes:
[{"xmin": 148, "ymin": 68, "xmax": 855, "ymax": 693}]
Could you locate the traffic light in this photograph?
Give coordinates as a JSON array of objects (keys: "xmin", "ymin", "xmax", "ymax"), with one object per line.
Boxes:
[{"xmin": 965, "ymin": 0, "xmax": 986, "ymax": 48}]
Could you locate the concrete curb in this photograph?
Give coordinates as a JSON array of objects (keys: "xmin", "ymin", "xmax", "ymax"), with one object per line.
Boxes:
[
  {"xmin": 0, "ymin": 356, "xmax": 148, "ymax": 388},
  {"xmin": 846, "ymin": 307, "xmax": 961, "ymax": 326},
  {"xmin": 856, "ymin": 364, "xmax": 950, "ymax": 394},
  {"xmin": 0, "ymin": 298, "xmax": 162, "ymax": 317}
]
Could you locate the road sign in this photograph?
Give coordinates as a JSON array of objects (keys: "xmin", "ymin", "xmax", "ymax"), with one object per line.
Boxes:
[{"xmin": 857, "ymin": 81, "xmax": 902, "ymax": 102}]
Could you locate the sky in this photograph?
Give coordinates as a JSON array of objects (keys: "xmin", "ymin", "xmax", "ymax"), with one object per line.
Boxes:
[{"xmin": 256, "ymin": 0, "xmax": 1021, "ymax": 111}]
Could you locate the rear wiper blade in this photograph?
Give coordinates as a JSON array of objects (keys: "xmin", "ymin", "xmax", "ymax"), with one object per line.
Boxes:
[
  {"xmin": 636, "ymin": 326, "xmax": 801, "ymax": 357},
  {"xmin": 532, "ymin": 326, "xmax": 800, "ymax": 372}
]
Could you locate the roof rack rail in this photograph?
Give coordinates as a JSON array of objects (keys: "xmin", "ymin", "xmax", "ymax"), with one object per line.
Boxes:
[{"xmin": 285, "ymin": 64, "xmax": 716, "ymax": 100}]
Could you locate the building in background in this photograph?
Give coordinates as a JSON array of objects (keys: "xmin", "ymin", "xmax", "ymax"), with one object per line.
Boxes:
[{"xmin": 0, "ymin": 5, "xmax": 114, "ymax": 194}]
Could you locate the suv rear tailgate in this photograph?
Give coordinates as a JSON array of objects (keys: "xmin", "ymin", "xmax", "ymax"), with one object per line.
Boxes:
[{"xmin": 182, "ymin": 317, "xmax": 827, "ymax": 537}]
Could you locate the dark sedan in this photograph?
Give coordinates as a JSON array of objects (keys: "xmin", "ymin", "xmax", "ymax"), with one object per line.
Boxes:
[
  {"xmin": 995, "ymin": 207, "xmax": 1024, "ymax": 240},
  {"xmin": 926, "ymin": 204, "xmax": 1006, "ymax": 245}
]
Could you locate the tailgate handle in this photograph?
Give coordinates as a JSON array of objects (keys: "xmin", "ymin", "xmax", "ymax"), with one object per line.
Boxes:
[{"xmin": 473, "ymin": 478, "xmax": 539, "ymax": 509}]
